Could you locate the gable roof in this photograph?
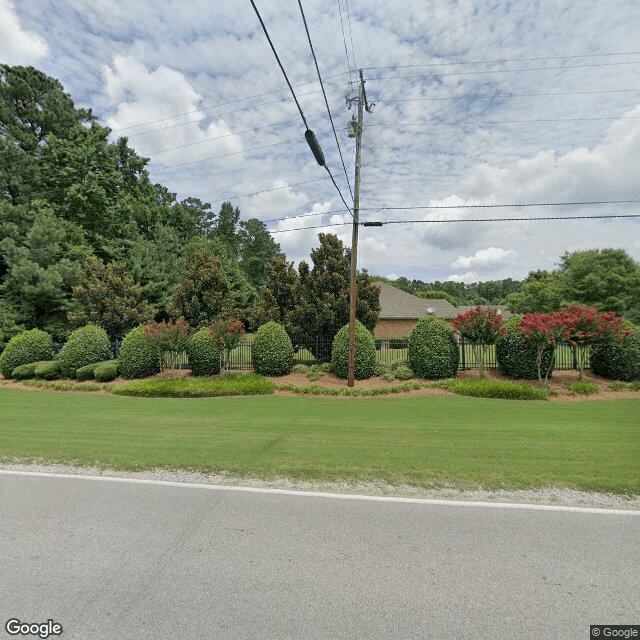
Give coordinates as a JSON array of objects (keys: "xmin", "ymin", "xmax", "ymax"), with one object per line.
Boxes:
[{"xmin": 376, "ymin": 282, "xmax": 459, "ymax": 320}]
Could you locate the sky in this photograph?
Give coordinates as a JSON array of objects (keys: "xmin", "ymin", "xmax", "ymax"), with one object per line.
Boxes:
[{"xmin": 2, "ymin": 0, "xmax": 639, "ymax": 283}]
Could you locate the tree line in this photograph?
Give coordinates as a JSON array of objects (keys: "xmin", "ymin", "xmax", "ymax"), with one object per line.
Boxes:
[{"xmin": 1, "ymin": 64, "xmax": 637, "ymax": 350}]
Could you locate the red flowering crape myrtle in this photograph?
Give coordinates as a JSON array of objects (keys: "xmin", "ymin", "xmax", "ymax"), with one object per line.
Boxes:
[{"xmin": 452, "ymin": 307, "xmax": 506, "ymax": 378}]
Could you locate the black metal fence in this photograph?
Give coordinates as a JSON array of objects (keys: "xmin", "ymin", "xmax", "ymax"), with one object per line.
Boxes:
[{"xmin": 54, "ymin": 337, "xmax": 585, "ymax": 372}]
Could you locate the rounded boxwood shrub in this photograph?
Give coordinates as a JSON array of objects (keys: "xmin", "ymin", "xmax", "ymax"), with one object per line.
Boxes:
[
  {"xmin": 12, "ymin": 361, "xmax": 50, "ymax": 380},
  {"xmin": 251, "ymin": 321, "xmax": 294, "ymax": 376},
  {"xmin": 75, "ymin": 362, "xmax": 101, "ymax": 381},
  {"xmin": 58, "ymin": 324, "xmax": 112, "ymax": 378},
  {"xmin": 0, "ymin": 329, "xmax": 53, "ymax": 378},
  {"xmin": 94, "ymin": 360, "xmax": 120, "ymax": 382},
  {"xmin": 331, "ymin": 321, "xmax": 376, "ymax": 380},
  {"xmin": 496, "ymin": 329, "xmax": 555, "ymax": 380},
  {"xmin": 407, "ymin": 317, "xmax": 459, "ymax": 379},
  {"xmin": 34, "ymin": 360, "xmax": 61, "ymax": 380},
  {"xmin": 591, "ymin": 328, "xmax": 640, "ymax": 381},
  {"xmin": 119, "ymin": 325, "xmax": 162, "ymax": 379},
  {"xmin": 186, "ymin": 327, "xmax": 221, "ymax": 376}
]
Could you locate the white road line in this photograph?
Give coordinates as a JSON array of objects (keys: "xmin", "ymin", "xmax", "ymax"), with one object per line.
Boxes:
[{"xmin": 2, "ymin": 469, "xmax": 639, "ymax": 515}]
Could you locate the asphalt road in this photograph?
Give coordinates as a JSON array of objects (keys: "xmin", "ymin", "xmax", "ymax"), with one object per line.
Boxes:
[{"xmin": 1, "ymin": 472, "xmax": 638, "ymax": 640}]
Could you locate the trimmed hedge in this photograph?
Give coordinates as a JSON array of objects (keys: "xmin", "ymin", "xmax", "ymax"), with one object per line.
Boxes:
[
  {"xmin": 331, "ymin": 321, "xmax": 376, "ymax": 380},
  {"xmin": 119, "ymin": 325, "xmax": 162, "ymax": 379},
  {"xmin": 496, "ymin": 329, "xmax": 555, "ymax": 380},
  {"xmin": 186, "ymin": 327, "xmax": 221, "ymax": 377},
  {"xmin": 407, "ymin": 317, "xmax": 459, "ymax": 379},
  {"xmin": 590, "ymin": 328, "xmax": 640, "ymax": 381},
  {"xmin": 12, "ymin": 361, "xmax": 50, "ymax": 380},
  {"xmin": 251, "ymin": 321, "xmax": 294, "ymax": 376},
  {"xmin": 58, "ymin": 324, "xmax": 112, "ymax": 378},
  {"xmin": 34, "ymin": 360, "xmax": 61, "ymax": 380},
  {"xmin": 94, "ymin": 360, "xmax": 120, "ymax": 382},
  {"xmin": 0, "ymin": 329, "xmax": 53, "ymax": 378},
  {"xmin": 76, "ymin": 362, "xmax": 101, "ymax": 381}
]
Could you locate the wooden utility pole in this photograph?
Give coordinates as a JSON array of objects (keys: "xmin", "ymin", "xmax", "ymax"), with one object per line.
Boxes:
[{"xmin": 348, "ymin": 71, "xmax": 365, "ymax": 387}]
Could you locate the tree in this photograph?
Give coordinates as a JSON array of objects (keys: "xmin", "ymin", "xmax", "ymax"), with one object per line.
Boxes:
[
  {"xmin": 287, "ymin": 234, "xmax": 380, "ymax": 360},
  {"xmin": 212, "ymin": 201, "xmax": 240, "ymax": 255},
  {"xmin": 237, "ymin": 218, "xmax": 281, "ymax": 288},
  {"xmin": 558, "ymin": 305, "xmax": 629, "ymax": 381},
  {"xmin": 518, "ymin": 312, "xmax": 569, "ymax": 385},
  {"xmin": 68, "ymin": 255, "xmax": 152, "ymax": 340},
  {"xmin": 252, "ymin": 256, "xmax": 298, "ymax": 328},
  {"xmin": 168, "ymin": 249, "xmax": 234, "ymax": 327},
  {"xmin": 557, "ymin": 249, "xmax": 640, "ymax": 322},
  {"xmin": 452, "ymin": 307, "xmax": 505, "ymax": 378},
  {"xmin": 507, "ymin": 270, "xmax": 564, "ymax": 314},
  {"xmin": 0, "ymin": 204, "xmax": 92, "ymax": 340}
]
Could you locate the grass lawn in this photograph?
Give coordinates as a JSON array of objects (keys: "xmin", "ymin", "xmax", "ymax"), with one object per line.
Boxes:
[{"xmin": 0, "ymin": 389, "xmax": 638, "ymax": 495}]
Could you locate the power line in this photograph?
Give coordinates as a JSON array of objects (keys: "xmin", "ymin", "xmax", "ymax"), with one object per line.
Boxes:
[
  {"xmin": 365, "ymin": 199, "xmax": 640, "ymax": 211},
  {"xmin": 267, "ymin": 213, "xmax": 640, "ymax": 235},
  {"xmin": 369, "ymin": 61, "xmax": 640, "ymax": 83},
  {"xmin": 297, "ymin": 0, "xmax": 353, "ymax": 201},
  {"xmin": 249, "ymin": 0, "xmax": 353, "ymax": 217}
]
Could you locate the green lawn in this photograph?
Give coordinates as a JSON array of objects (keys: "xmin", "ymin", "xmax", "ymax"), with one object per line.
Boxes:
[{"xmin": 0, "ymin": 388, "xmax": 638, "ymax": 494}]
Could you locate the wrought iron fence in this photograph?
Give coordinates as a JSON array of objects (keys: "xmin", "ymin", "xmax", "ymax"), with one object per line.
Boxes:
[{"xmin": 53, "ymin": 337, "xmax": 585, "ymax": 372}]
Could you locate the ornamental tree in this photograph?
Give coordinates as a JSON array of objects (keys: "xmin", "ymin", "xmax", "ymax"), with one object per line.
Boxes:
[
  {"xmin": 558, "ymin": 305, "xmax": 629, "ymax": 380},
  {"xmin": 452, "ymin": 307, "xmax": 505, "ymax": 378},
  {"xmin": 518, "ymin": 312, "xmax": 570, "ymax": 385},
  {"xmin": 143, "ymin": 317, "xmax": 191, "ymax": 370},
  {"xmin": 208, "ymin": 318, "xmax": 245, "ymax": 374}
]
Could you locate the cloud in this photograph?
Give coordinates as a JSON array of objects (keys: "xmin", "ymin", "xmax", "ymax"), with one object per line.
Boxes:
[
  {"xmin": 103, "ymin": 55, "xmax": 244, "ymax": 165},
  {"xmin": 451, "ymin": 247, "xmax": 518, "ymax": 270},
  {"xmin": 0, "ymin": 0, "xmax": 48, "ymax": 64}
]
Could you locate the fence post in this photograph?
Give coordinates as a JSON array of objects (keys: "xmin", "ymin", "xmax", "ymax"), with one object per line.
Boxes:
[{"xmin": 460, "ymin": 337, "xmax": 466, "ymax": 371}]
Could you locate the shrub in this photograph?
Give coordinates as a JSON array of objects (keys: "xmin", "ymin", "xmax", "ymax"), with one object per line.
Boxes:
[
  {"xmin": 590, "ymin": 328, "xmax": 640, "ymax": 382},
  {"xmin": 251, "ymin": 321, "xmax": 294, "ymax": 376},
  {"xmin": 58, "ymin": 324, "xmax": 112, "ymax": 378},
  {"xmin": 186, "ymin": 327, "xmax": 222, "ymax": 377},
  {"xmin": 76, "ymin": 362, "xmax": 101, "ymax": 381},
  {"xmin": 331, "ymin": 321, "xmax": 376, "ymax": 379},
  {"xmin": 0, "ymin": 329, "xmax": 53, "ymax": 378},
  {"xmin": 389, "ymin": 337, "xmax": 409, "ymax": 349},
  {"xmin": 119, "ymin": 325, "xmax": 162, "ymax": 379},
  {"xmin": 567, "ymin": 381, "xmax": 599, "ymax": 396},
  {"xmin": 12, "ymin": 361, "xmax": 50, "ymax": 380},
  {"xmin": 34, "ymin": 360, "xmax": 61, "ymax": 380},
  {"xmin": 496, "ymin": 329, "xmax": 555, "ymax": 380},
  {"xmin": 393, "ymin": 364, "xmax": 415, "ymax": 381},
  {"xmin": 94, "ymin": 360, "xmax": 120, "ymax": 382},
  {"xmin": 408, "ymin": 317, "xmax": 459, "ymax": 379}
]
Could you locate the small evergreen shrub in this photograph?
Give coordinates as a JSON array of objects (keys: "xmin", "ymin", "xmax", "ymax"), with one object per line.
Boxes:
[
  {"xmin": 0, "ymin": 329, "xmax": 53, "ymax": 378},
  {"xmin": 590, "ymin": 328, "xmax": 640, "ymax": 381},
  {"xmin": 58, "ymin": 324, "xmax": 112, "ymax": 378},
  {"xmin": 186, "ymin": 327, "xmax": 222, "ymax": 377},
  {"xmin": 496, "ymin": 329, "xmax": 555, "ymax": 380},
  {"xmin": 393, "ymin": 364, "xmax": 415, "ymax": 380},
  {"xmin": 408, "ymin": 317, "xmax": 459, "ymax": 379},
  {"xmin": 331, "ymin": 321, "xmax": 376, "ymax": 379},
  {"xmin": 94, "ymin": 360, "xmax": 120, "ymax": 382},
  {"xmin": 119, "ymin": 325, "xmax": 162, "ymax": 379},
  {"xmin": 75, "ymin": 362, "xmax": 101, "ymax": 381},
  {"xmin": 34, "ymin": 360, "xmax": 61, "ymax": 380},
  {"xmin": 12, "ymin": 361, "xmax": 50, "ymax": 380},
  {"xmin": 251, "ymin": 321, "xmax": 294, "ymax": 376},
  {"xmin": 389, "ymin": 337, "xmax": 409, "ymax": 349}
]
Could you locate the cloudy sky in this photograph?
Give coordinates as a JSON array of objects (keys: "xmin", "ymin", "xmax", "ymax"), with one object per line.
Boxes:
[{"xmin": 2, "ymin": 0, "xmax": 639, "ymax": 282}]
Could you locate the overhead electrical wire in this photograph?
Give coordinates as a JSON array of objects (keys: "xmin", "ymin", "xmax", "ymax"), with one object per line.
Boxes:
[
  {"xmin": 297, "ymin": 0, "xmax": 353, "ymax": 200},
  {"xmin": 249, "ymin": 0, "xmax": 353, "ymax": 216}
]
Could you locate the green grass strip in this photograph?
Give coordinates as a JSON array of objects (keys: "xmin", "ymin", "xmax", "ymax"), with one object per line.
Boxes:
[{"xmin": 1, "ymin": 388, "xmax": 638, "ymax": 495}]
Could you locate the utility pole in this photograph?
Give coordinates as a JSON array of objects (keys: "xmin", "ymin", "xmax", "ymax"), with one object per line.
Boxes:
[{"xmin": 347, "ymin": 70, "xmax": 366, "ymax": 388}]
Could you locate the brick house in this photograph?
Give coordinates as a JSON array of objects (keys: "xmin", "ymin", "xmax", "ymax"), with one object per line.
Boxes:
[{"xmin": 374, "ymin": 282, "xmax": 459, "ymax": 338}]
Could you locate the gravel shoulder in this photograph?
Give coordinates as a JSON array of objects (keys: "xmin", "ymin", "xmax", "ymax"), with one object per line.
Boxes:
[{"xmin": 2, "ymin": 462, "xmax": 638, "ymax": 511}]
